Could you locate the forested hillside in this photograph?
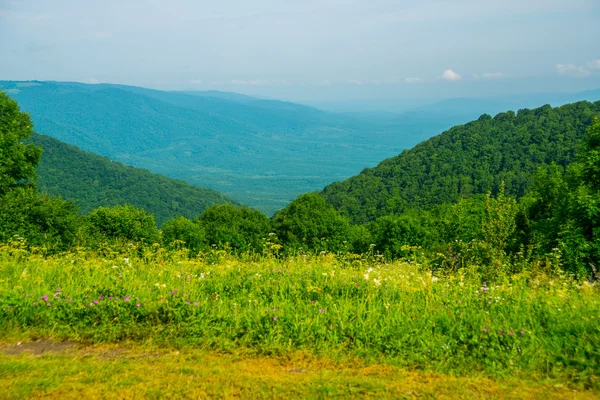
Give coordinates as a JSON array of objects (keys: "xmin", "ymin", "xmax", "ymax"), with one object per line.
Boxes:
[
  {"xmin": 321, "ymin": 101, "xmax": 600, "ymax": 223},
  {"xmin": 1, "ymin": 81, "xmax": 413, "ymax": 214},
  {"xmin": 30, "ymin": 133, "xmax": 240, "ymax": 225}
]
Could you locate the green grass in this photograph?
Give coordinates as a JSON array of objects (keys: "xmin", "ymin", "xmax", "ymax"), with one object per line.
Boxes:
[
  {"xmin": 1, "ymin": 242, "xmax": 599, "ymax": 396},
  {"xmin": 1, "ymin": 344, "xmax": 597, "ymax": 399}
]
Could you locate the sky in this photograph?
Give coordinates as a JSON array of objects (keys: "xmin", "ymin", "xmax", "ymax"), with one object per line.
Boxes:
[{"xmin": 1, "ymin": 0, "xmax": 600, "ymax": 102}]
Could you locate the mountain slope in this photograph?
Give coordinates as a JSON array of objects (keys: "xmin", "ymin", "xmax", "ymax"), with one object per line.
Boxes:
[
  {"xmin": 321, "ymin": 101, "xmax": 600, "ymax": 224},
  {"xmin": 30, "ymin": 133, "xmax": 240, "ymax": 225},
  {"xmin": 1, "ymin": 81, "xmax": 410, "ymax": 214}
]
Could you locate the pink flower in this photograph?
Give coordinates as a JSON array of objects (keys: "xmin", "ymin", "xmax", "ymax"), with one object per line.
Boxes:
[
  {"xmin": 193, "ymin": 302, "xmax": 199, "ymax": 306},
  {"xmin": 99, "ymin": 296, "xmax": 104, "ymax": 301},
  {"xmin": 124, "ymin": 296, "xmax": 130, "ymax": 301},
  {"xmin": 42, "ymin": 295, "xmax": 48, "ymax": 301},
  {"xmin": 273, "ymin": 317, "xmax": 277, "ymax": 321},
  {"xmin": 136, "ymin": 304, "xmax": 140, "ymax": 307}
]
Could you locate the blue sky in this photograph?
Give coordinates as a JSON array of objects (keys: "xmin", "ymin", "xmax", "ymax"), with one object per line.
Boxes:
[{"xmin": 1, "ymin": 0, "xmax": 599, "ymax": 101}]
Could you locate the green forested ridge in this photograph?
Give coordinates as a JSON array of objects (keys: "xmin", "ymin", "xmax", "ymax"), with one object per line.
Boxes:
[
  {"xmin": 2, "ymin": 88, "xmax": 600, "ymax": 277},
  {"xmin": 29, "ymin": 132, "xmax": 240, "ymax": 226},
  {"xmin": 321, "ymin": 101, "xmax": 600, "ymax": 223},
  {"xmin": 0, "ymin": 81, "xmax": 411, "ymax": 214}
]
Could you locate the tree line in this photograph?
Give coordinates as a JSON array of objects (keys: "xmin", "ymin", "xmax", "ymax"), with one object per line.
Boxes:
[{"xmin": 2, "ymin": 91, "xmax": 600, "ymax": 278}]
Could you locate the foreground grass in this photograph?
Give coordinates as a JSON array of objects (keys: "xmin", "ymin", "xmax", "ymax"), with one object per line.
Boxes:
[
  {"xmin": 0, "ymin": 341, "xmax": 596, "ymax": 399},
  {"xmin": 1, "ymin": 244, "xmax": 599, "ymax": 394}
]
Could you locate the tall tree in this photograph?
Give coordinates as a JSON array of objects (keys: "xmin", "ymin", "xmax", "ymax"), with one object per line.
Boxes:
[{"xmin": 0, "ymin": 91, "xmax": 42, "ymax": 194}]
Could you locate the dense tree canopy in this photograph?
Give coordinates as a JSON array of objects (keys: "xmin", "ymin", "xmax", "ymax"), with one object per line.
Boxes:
[
  {"xmin": 321, "ymin": 101, "xmax": 600, "ymax": 224},
  {"xmin": 30, "ymin": 132, "xmax": 240, "ymax": 226},
  {"xmin": 272, "ymin": 193, "xmax": 351, "ymax": 252},
  {"xmin": 196, "ymin": 204, "xmax": 271, "ymax": 253},
  {"xmin": 0, "ymin": 91, "xmax": 42, "ymax": 194}
]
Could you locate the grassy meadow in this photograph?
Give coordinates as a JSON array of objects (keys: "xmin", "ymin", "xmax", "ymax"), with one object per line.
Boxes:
[{"xmin": 1, "ymin": 241, "xmax": 600, "ymax": 398}]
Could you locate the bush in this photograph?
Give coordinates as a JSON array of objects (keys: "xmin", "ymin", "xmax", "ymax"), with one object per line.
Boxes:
[
  {"xmin": 0, "ymin": 187, "xmax": 79, "ymax": 250},
  {"xmin": 84, "ymin": 204, "xmax": 160, "ymax": 245},
  {"xmin": 162, "ymin": 216, "xmax": 205, "ymax": 254},
  {"xmin": 197, "ymin": 204, "xmax": 270, "ymax": 253},
  {"xmin": 272, "ymin": 193, "xmax": 351, "ymax": 253}
]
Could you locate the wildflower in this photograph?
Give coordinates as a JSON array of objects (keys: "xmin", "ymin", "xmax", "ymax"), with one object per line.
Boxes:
[
  {"xmin": 136, "ymin": 304, "xmax": 140, "ymax": 307},
  {"xmin": 273, "ymin": 317, "xmax": 277, "ymax": 321},
  {"xmin": 124, "ymin": 296, "xmax": 131, "ymax": 301},
  {"xmin": 319, "ymin": 309, "xmax": 323, "ymax": 313},
  {"xmin": 185, "ymin": 302, "xmax": 190, "ymax": 305},
  {"xmin": 509, "ymin": 331, "xmax": 514, "ymax": 335},
  {"xmin": 520, "ymin": 331, "xmax": 525, "ymax": 335},
  {"xmin": 99, "ymin": 296, "xmax": 104, "ymax": 301},
  {"xmin": 93, "ymin": 300, "xmax": 99, "ymax": 305},
  {"xmin": 432, "ymin": 276, "xmax": 439, "ymax": 283},
  {"xmin": 193, "ymin": 302, "xmax": 199, "ymax": 306},
  {"xmin": 483, "ymin": 328, "xmax": 488, "ymax": 333},
  {"xmin": 364, "ymin": 273, "xmax": 369, "ymax": 280},
  {"xmin": 373, "ymin": 278, "xmax": 381, "ymax": 287},
  {"xmin": 42, "ymin": 295, "xmax": 48, "ymax": 301},
  {"xmin": 25, "ymin": 294, "xmax": 29, "ymax": 297}
]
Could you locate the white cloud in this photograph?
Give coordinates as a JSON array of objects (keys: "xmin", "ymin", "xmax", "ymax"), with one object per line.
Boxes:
[
  {"xmin": 588, "ymin": 59, "xmax": 600, "ymax": 70},
  {"xmin": 556, "ymin": 63, "xmax": 590, "ymax": 78},
  {"xmin": 405, "ymin": 77, "xmax": 424, "ymax": 84},
  {"xmin": 189, "ymin": 79, "xmax": 202, "ymax": 85},
  {"xmin": 347, "ymin": 79, "xmax": 362, "ymax": 85},
  {"xmin": 442, "ymin": 69, "xmax": 461, "ymax": 81}
]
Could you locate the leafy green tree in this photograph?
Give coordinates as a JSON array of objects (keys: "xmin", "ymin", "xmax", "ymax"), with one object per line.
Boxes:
[
  {"xmin": 162, "ymin": 216, "xmax": 205, "ymax": 253},
  {"xmin": 369, "ymin": 212, "xmax": 437, "ymax": 259},
  {"xmin": 84, "ymin": 204, "xmax": 160, "ymax": 244},
  {"xmin": 0, "ymin": 187, "xmax": 79, "ymax": 249},
  {"xmin": 197, "ymin": 204, "xmax": 270, "ymax": 253},
  {"xmin": 272, "ymin": 193, "xmax": 351, "ymax": 252},
  {"xmin": 0, "ymin": 91, "xmax": 42, "ymax": 195}
]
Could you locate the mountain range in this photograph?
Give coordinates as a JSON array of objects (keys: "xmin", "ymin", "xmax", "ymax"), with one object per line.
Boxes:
[{"xmin": 2, "ymin": 80, "xmax": 600, "ymax": 214}]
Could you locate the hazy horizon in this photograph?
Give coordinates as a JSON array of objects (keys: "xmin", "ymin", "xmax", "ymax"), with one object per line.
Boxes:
[{"xmin": 1, "ymin": 0, "xmax": 600, "ymax": 103}]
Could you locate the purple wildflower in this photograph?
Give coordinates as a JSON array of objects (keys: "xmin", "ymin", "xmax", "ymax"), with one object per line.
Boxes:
[
  {"xmin": 520, "ymin": 331, "xmax": 525, "ymax": 335},
  {"xmin": 273, "ymin": 317, "xmax": 277, "ymax": 321},
  {"xmin": 124, "ymin": 296, "xmax": 130, "ymax": 301},
  {"xmin": 93, "ymin": 300, "xmax": 99, "ymax": 305},
  {"xmin": 136, "ymin": 304, "xmax": 140, "ymax": 307},
  {"xmin": 42, "ymin": 295, "xmax": 48, "ymax": 301},
  {"xmin": 46, "ymin": 302, "xmax": 51, "ymax": 306},
  {"xmin": 185, "ymin": 302, "xmax": 190, "ymax": 305},
  {"xmin": 319, "ymin": 309, "xmax": 323, "ymax": 313},
  {"xmin": 483, "ymin": 328, "xmax": 488, "ymax": 333},
  {"xmin": 25, "ymin": 294, "xmax": 29, "ymax": 297},
  {"xmin": 193, "ymin": 302, "xmax": 199, "ymax": 306},
  {"xmin": 99, "ymin": 296, "xmax": 104, "ymax": 301}
]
